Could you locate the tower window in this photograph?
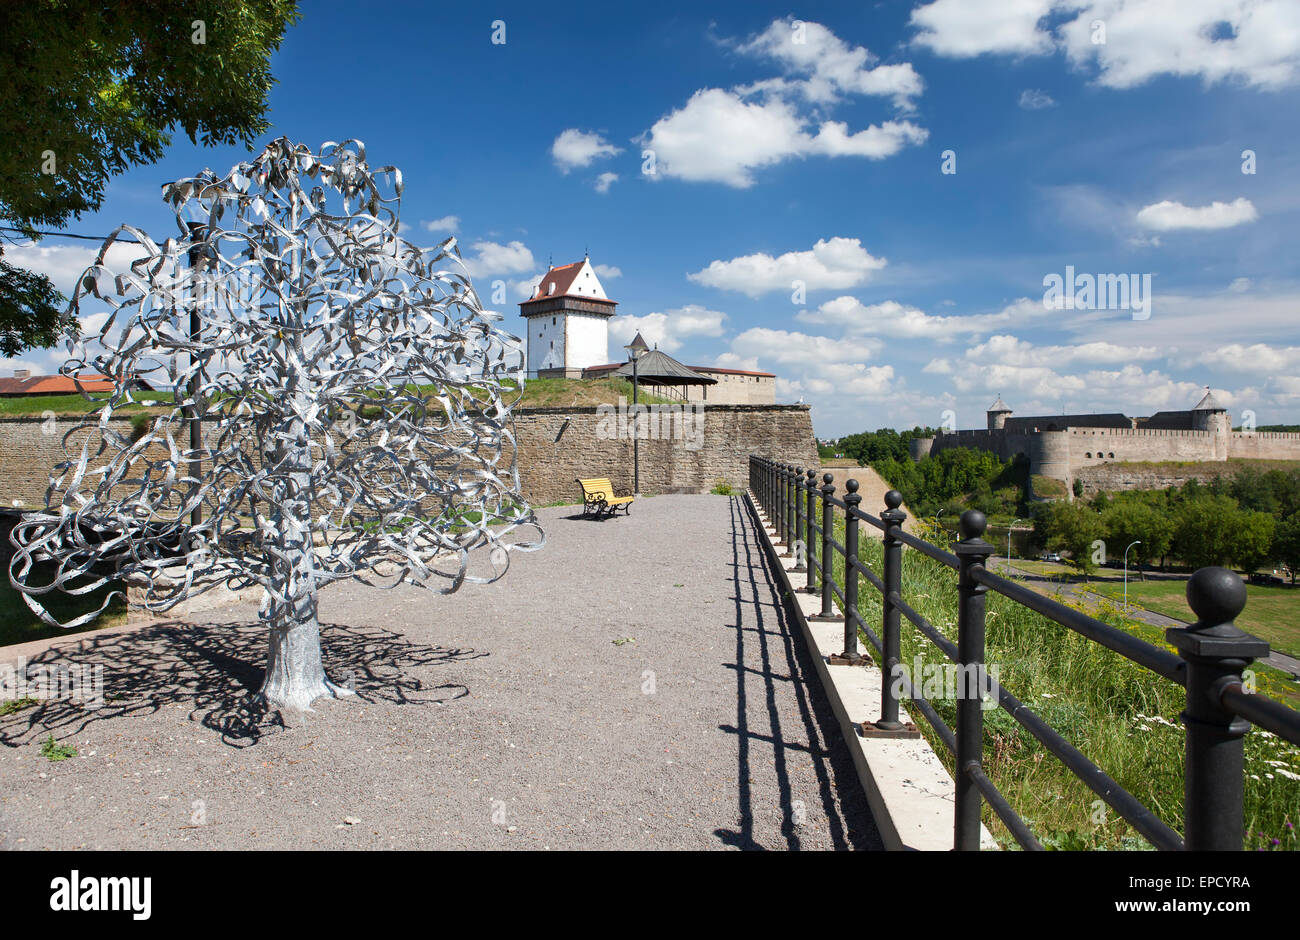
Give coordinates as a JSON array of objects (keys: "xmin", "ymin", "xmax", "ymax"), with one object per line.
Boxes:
[{"xmin": 552, "ymin": 317, "xmax": 556, "ymax": 325}]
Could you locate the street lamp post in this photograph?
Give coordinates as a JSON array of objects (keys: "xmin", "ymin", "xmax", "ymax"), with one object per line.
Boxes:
[
  {"xmin": 186, "ymin": 221, "xmax": 207, "ymax": 530},
  {"xmin": 623, "ymin": 338, "xmax": 645, "ymax": 495},
  {"xmin": 1124, "ymin": 540, "xmax": 1142, "ymax": 611}
]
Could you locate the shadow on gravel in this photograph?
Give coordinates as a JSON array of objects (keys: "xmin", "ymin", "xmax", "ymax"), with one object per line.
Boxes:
[
  {"xmin": 713, "ymin": 495, "xmax": 882, "ymax": 851},
  {"xmin": 0, "ymin": 620, "xmax": 484, "ymax": 749}
]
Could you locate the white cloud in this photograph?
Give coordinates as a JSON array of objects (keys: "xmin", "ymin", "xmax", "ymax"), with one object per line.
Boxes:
[
  {"xmin": 593, "ymin": 264, "xmax": 622, "ymax": 279},
  {"xmin": 810, "ymin": 120, "xmax": 929, "ymax": 158},
  {"xmin": 1135, "ymin": 198, "xmax": 1258, "ymax": 231},
  {"xmin": 641, "ymin": 89, "xmax": 807, "ymax": 188},
  {"xmin": 4, "ymin": 240, "xmax": 149, "ymax": 295},
  {"xmin": 594, "ymin": 172, "xmax": 618, "ymax": 194},
  {"xmin": 460, "ymin": 240, "xmax": 536, "ymax": 278},
  {"xmin": 911, "ymin": 0, "xmax": 1057, "ymax": 58},
  {"xmin": 551, "ymin": 129, "xmax": 622, "ymax": 172},
  {"xmin": 729, "ymin": 327, "xmax": 880, "ymax": 368},
  {"xmin": 1060, "ymin": 0, "xmax": 1300, "ymax": 90},
  {"xmin": 1186, "ymin": 343, "xmax": 1300, "ymax": 373},
  {"xmin": 962, "ymin": 334, "xmax": 1162, "ymax": 367},
  {"xmin": 798, "ymin": 295, "xmax": 1048, "ymax": 338},
  {"xmin": 642, "ymin": 89, "xmax": 928, "ymax": 187},
  {"xmin": 1018, "ymin": 88, "xmax": 1056, "ymax": 109},
  {"xmin": 736, "ymin": 18, "xmax": 925, "ymax": 109},
  {"xmin": 640, "ymin": 19, "xmax": 927, "ymax": 188},
  {"xmin": 509, "ymin": 273, "xmax": 542, "ymax": 301},
  {"xmin": 608, "ymin": 305, "xmax": 728, "ymax": 355},
  {"xmin": 688, "ymin": 238, "xmax": 886, "ymax": 298},
  {"xmin": 912, "ymin": 1, "xmax": 1300, "ymax": 90},
  {"xmin": 422, "ymin": 215, "xmax": 460, "ymax": 233},
  {"xmin": 714, "ymin": 351, "xmax": 761, "ymax": 372}
]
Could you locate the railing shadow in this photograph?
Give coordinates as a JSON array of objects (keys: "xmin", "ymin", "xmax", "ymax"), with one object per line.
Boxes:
[
  {"xmin": 712, "ymin": 494, "xmax": 879, "ymax": 850},
  {"xmin": 0, "ymin": 619, "xmax": 485, "ymax": 749}
]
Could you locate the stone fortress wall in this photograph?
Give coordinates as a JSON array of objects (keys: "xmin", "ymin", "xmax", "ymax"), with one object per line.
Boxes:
[
  {"xmin": 0, "ymin": 404, "xmax": 819, "ymax": 512},
  {"xmin": 907, "ymin": 392, "xmax": 1300, "ymax": 498}
]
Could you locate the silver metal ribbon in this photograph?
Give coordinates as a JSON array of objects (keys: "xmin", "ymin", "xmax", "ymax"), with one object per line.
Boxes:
[{"xmin": 9, "ymin": 138, "xmax": 543, "ymax": 627}]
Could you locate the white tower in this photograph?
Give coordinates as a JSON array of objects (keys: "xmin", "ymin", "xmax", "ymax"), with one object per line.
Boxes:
[{"xmin": 519, "ymin": 256, "xmax": 617, "ymax": 378}]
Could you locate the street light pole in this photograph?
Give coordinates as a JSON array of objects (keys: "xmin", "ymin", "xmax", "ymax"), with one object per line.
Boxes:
[
  {"xmin": 632, "ymin": 353, "xmax": 639, "ymax": 494},
  {"xmin": 186, "ymin": 221, "xmax": 206, "ymax": 531},
  {"xmin": 1124, "ymin": 540, "xmax": 1141, "ymax": 611},
  {"xmin": 623, "ymin": 336, "xmax": 646, "ymax": 496}
]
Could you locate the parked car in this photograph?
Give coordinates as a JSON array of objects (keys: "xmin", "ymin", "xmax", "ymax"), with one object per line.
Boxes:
[
  {"xmin": 1248, "ymin": 572, "xmax": 1285, "ymax": 586},
  {"xmin": 1042, "ymin": 552, "xmax": 1063, "ymax": 563}
]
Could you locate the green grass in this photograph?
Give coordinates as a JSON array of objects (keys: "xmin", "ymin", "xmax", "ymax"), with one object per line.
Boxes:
[
  {"xmin": 0, "ymin": 391, "xmax": 174, "ymax": 416},
  {"xmin": 0, "ymin": 697, "xmax": 38, "ymax": 717},
  {"xmin": 1086, "ymin": 578, "xmax": 1300, "ymax": 659},
  {"xmin": 40, "ymin": 734, "xmax": 77, "ymax": 761},
  {"xmin": 1030, "ymin": 475, "xmax": 1067, "ymax": 498},
  {"xmin": 825, "ymin": 517, "xmax": 1300, "ymax": 850},
  {"xmin": 0, "ymin": 379, "xmax": 675, "ymax": 417}
]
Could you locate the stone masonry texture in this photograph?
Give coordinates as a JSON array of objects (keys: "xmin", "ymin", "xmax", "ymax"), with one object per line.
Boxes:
[{"xmin": 0, "ymin": 405, "xmax": 819, "ymax": 511}]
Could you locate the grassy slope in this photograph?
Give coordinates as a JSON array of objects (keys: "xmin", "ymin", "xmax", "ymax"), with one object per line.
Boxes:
[
  {"xmin": 0, "ymin": 379, "xmax": 675, "ymax": 417},
  {"xmin": 1086, "ymin": 579, "xmax": 1299, "ymax": 659},
  {"xmin": 829, "ymin": 517, "xmax": 1300, "ymax": 851}
]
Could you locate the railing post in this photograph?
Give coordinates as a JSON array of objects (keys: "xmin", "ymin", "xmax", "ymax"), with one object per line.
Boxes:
[
  {"xmin": 878, "ymin": 490, "xmax": 908, "ymax": 731},
  {"xmin": 777, "ymin": 463, "xmax": 788, "ymax": 549},
  {"xmin": 804, "ymin": 469, "xmax": 818, "ymax": 590},
  {"xmin": 811, "ymin": 473, "xmax": 838, "ymax": 621},
  {"xmin": 954, "ymin": 509, "xmax": 993, "ymax": 850},
  {"xmin": 791, "ymin": 467, "xmax": 806, "ymax": 572},
  {"xmin": 837, "ymin": 478, "xmax": 864, "ymax": 662},
  {"xmin": 1166, "ymin": 567, "xmax": 1269, "ymax": 850},
  {"xmin": 785, "ymin": 465, "xmax": 796, "ymax": 558}
]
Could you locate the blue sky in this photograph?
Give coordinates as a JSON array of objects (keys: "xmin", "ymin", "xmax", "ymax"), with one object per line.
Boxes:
[{"xmin": 6, "ymin": 0, "xmax": 1300, "ymax": 437}]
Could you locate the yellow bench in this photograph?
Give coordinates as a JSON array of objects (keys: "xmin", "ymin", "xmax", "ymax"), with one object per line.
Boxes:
[{"xmin": 576, "ymin": 477, "xmax": 634, "ymax": 518}]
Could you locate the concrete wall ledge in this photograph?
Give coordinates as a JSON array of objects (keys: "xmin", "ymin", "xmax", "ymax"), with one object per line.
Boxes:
[{"xmin": 745, "ymin": 491, "xmax": 998, "ymax": 852}]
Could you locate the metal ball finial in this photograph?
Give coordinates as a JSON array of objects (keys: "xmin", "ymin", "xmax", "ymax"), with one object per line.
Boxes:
[
  {"xmin": 884, "ymin": 489, "xmax": 903, "ymax": 509},
  {"xmin": 845, "ymin": 478, "xmax": 859, "ymax": 493},
  {"xmin": 1186, "ymin": 566, "xmax": 1247, "ymax": 625},
  {"xmin": 960, "ymin": 509, "xmax": 987, "ymax": 540},
  {"xmin": 823, "ymin": 472, "xmax": 834, "ymax": 485}
]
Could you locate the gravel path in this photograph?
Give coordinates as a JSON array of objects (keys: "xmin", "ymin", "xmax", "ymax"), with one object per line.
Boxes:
[{"xmin": 0, "ymin": 494, "xmax": 879, "ymax": 850}]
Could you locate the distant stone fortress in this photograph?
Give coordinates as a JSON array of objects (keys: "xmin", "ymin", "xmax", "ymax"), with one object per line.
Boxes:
[{"xmin": 909, "ymin": 390, "xmax": 1300, "ymax": 496}]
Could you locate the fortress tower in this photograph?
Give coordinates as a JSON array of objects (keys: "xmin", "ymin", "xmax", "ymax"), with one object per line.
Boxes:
[
  {"xmin": 519, "ymin": 256, "xmax": 617, "ymax": 378},
  {"xmin": 1191, "ymin": 386, "xmax": 1231, "ymax": 460},
  {"xmin": 987, "ymin": 394, "xmax": 1012, "ymax": 430}
]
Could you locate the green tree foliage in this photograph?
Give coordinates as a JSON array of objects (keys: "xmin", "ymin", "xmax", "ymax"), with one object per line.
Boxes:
[
  {"xmin": 837, "ymin": 426, "xmax": 939, "ymax": 465},
  {"xmin": 1172, "ymin": 495, "xmax": 1243, "ymax": 569},
  {"xmin": 1043, "ymin": 501, "xmax": 1105, "ymax": 576},
  {"xmin": 1276, "ymin": 513, "xmax": 1300, "ymax": 584},
  {"xmin": 1101, "ymin": 500, "xmax": 1172, "ymax": 577},
  {"xmin": 1231, "ymin": 510, "xmax": 1277, "ymax": 574},
  {"xmin": 1226, "ymin": 466, "xmax": 1300, "ymax": 519},
  {"xmin": 0, "ymin": 0, "xmax": 300, "ymax": 355}
]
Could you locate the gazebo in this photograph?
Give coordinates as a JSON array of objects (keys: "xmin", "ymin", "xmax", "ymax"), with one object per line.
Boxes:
[{"xmin": 612, "ymin": 336, "xmax": 716, "ymax": 401}]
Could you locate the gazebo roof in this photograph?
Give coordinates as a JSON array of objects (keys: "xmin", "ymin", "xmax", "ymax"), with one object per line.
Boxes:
[{"xmin": 613, "ymin": 348, "xmax": 717, "ymax": 385}]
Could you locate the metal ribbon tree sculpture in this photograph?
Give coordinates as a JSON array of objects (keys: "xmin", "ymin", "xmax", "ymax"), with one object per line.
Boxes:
[{"xmin": 8, "ymin": 138, "xmax": 542, "ymax": 711}]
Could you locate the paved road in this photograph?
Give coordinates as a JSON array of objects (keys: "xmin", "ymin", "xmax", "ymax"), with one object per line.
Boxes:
[
  {"xmin": 987, "ymin": 558, "xmax": 1300, "ymax": 679},
  {"xmin": 0, "ymin": 494, "xmax": 880, "ymax": 850}
]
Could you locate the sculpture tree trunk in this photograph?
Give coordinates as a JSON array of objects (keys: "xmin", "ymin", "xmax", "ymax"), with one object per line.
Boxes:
[{"xmin": 257, "ymin": 405, "xmax": 353, "ymax": 711}]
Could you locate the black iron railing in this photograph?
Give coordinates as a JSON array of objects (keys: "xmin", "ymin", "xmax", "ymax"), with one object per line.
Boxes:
[{"xmin": 749, "ymin": 455, "xmax": 1300, "ymax": 851}]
